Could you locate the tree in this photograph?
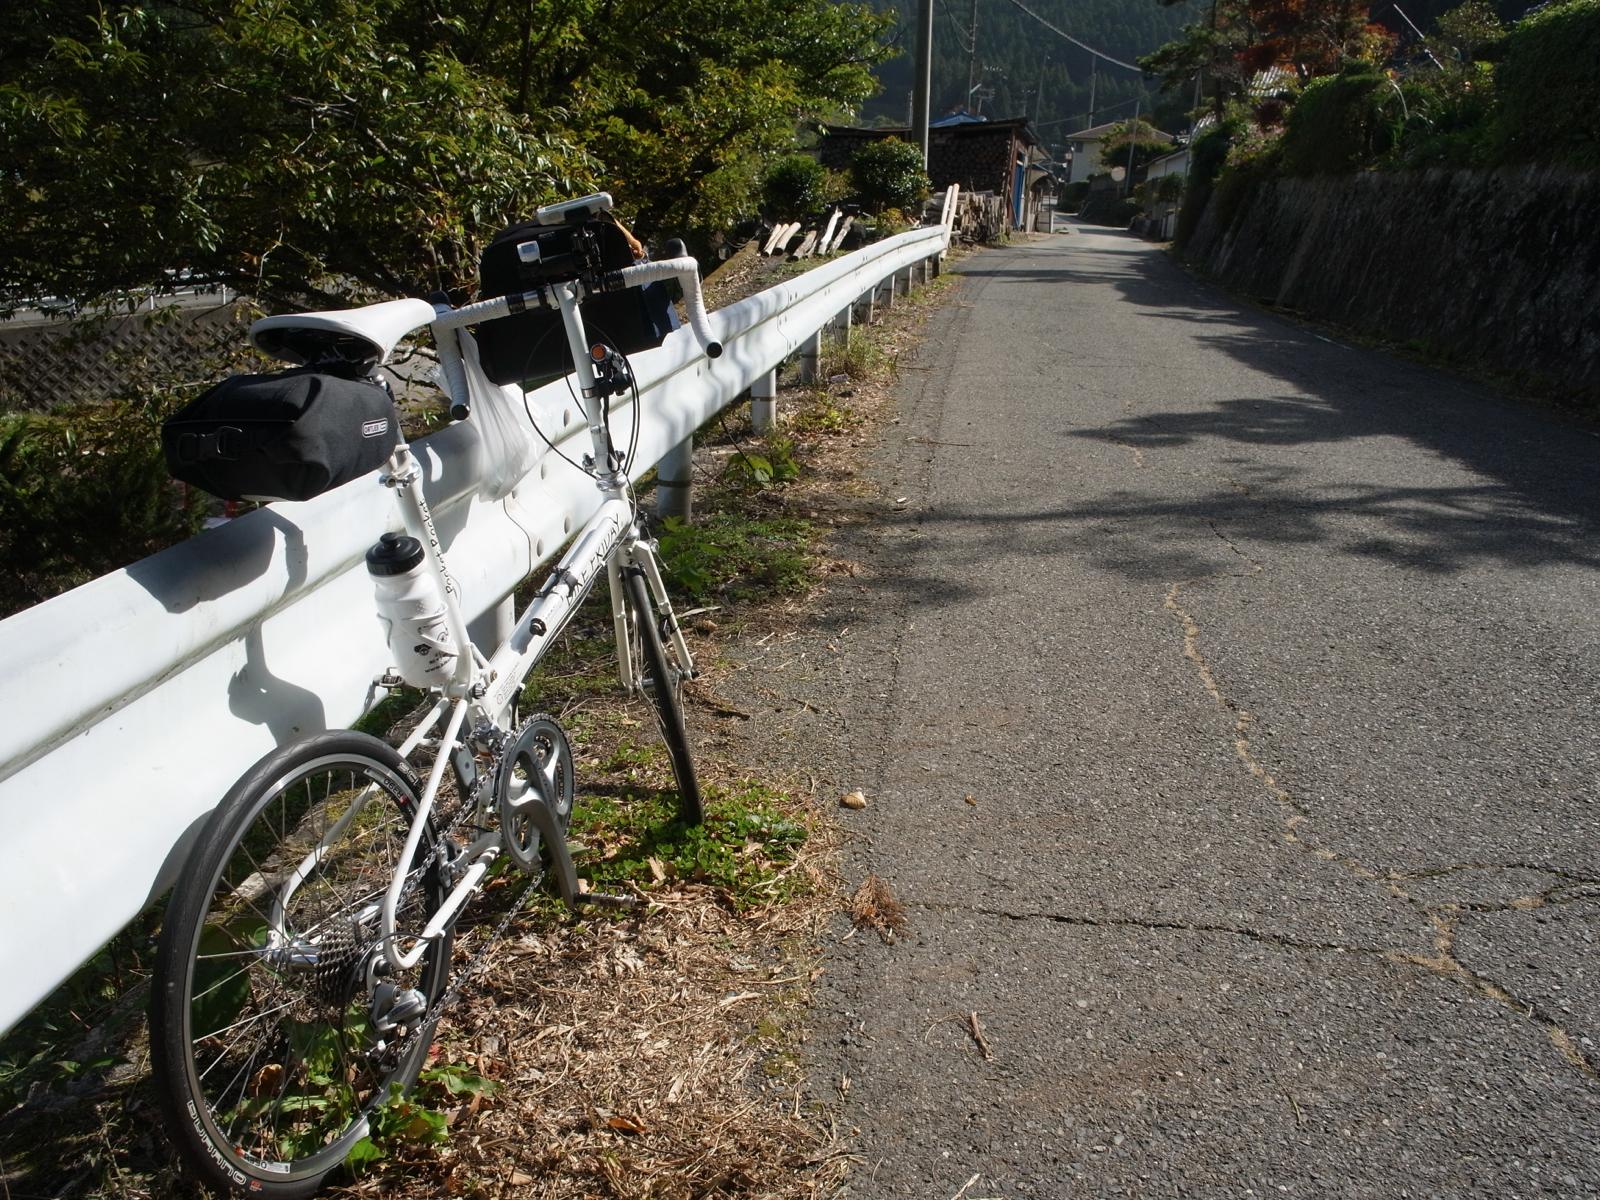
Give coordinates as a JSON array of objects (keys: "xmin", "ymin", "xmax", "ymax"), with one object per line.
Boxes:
[
  {"xmin": 1141, "ymin": 0, "xmax": 1396, "ymax": 122},
  {"xmin": 849, "ymin": 138, "xmax": 930, "ymax": 215},
  {"xmin": 0, "ymin": 0, "xmax": 892, "ymax": 312},
  {"xmin": 1099, "ymin": 117, "xmax": 1176, "ymax": 173}
]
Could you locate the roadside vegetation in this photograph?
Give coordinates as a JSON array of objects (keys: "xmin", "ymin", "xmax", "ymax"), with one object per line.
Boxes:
[{"xmin": 1133, "ymin": 0, "xmax": 1600, "ymax": 248}]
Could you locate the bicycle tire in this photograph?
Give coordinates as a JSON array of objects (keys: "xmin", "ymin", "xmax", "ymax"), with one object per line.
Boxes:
[
  {"xmin": 623, "ymin": 567, "xmax": 704, "ymax": 825},
  {"xmin": 150, "ymin": 731, "xmax": 453, "ymax": 1198}
]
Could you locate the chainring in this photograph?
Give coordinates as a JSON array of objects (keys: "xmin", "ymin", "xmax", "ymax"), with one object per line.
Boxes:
[{"xmin": 494, "ymin": 714, "xmax": 575, "ymax": 874}]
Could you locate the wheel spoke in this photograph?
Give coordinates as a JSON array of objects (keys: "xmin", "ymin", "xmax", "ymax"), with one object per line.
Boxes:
[{"xmin": 153, "ymin": 737, "xmax": 454, "ymax": 1194}]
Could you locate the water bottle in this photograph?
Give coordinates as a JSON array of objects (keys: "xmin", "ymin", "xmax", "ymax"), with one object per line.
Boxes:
[{"xmin": 366, "ymin": 532, "xmax": 459, "ymax": 687}]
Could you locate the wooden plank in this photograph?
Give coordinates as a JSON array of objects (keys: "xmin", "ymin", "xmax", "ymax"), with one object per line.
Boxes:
[
  {"xmin": 761, "ymin": 223, "xmax": 787, "ymax": 255},
  {"xmin": 824, "ymin": 216, "xmax": 854, "ymax": 254},
  {"xmin": 818, "ymin": 209, "xmax": 841, "ymax": 254},
  {"xmin": 789, "ymin": 230, "xmax": 819, "ymax": 260}
]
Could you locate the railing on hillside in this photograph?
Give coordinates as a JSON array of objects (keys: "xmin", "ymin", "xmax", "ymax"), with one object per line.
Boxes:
[{"xmin": 0, "ymin": 208, "xmax": 956, "ymax": 1036}]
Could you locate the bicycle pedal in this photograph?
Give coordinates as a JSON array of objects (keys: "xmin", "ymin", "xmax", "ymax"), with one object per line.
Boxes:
[{"xmin": 579, "ymin": 891, "xmax": 643, "ymax": 911}]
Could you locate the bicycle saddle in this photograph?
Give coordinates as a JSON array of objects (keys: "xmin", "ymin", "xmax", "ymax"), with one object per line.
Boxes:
[{"xmin": 251, "ymin": 297, "xmax": 435, "ymax": 366}]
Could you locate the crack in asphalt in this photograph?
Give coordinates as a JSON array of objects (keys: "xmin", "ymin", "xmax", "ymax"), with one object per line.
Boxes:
[
  {"xmin": 905, "ymin": 899, "xmax": 1378, "ymax": 959},
  {"xmin": 1164, "ymin": 519, "xmax": 1600, "ymax": 1085}
]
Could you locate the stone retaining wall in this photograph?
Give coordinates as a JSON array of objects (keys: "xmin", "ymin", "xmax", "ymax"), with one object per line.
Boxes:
[{"xmin": 1184, "ymin": 166, "xmax": 1600, "ymax": 399}]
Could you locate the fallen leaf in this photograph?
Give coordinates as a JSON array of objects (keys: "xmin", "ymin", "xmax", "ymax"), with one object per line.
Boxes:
[
  {"xmin": 647, "ymin": 856, "xmax": 667, "ymax": 882},
  {"xmin": 607, "ymin": 1114, "xmax": 648, "ymax": 1135},
  {"xmin": 840, "ymin": 789, "xmax": 867, "ymax": 810},
  {"xmin": 964, "ymin": 794, "xmax": 977, "ymax": 806},
  {"xmin": 509, "ymin": 1171, "xmax": 534, "ymax": 1186}
]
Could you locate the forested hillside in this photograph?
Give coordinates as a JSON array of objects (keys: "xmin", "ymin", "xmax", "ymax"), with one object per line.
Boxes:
[
  {"xmin": 856, "ymin": 0, "xmax": 1192, "ymax": 143},
  {"xmin": 852, "ymin": 0, "xmax": 1535, "ymax": 151}
]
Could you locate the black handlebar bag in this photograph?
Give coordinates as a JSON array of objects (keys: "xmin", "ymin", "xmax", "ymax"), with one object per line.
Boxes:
[
  {"xmin": 476, "ymin": 217, "xmax": 678, "ymax": 387},
  {"xmin": 163, "ymin": 366, "xmax": 399, "ymax": 502}
]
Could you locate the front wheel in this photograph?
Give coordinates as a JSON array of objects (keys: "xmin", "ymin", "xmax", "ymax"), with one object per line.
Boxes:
[
  {"xmin": 623, "ymin": 567, "xmax": 703, "ymax": 825},
  {"xmin": 150, "ymin": 731, "xmax": 453, "ymax": 1198}
]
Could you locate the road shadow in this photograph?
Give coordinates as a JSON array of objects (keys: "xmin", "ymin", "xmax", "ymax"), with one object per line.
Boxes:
[{"xmin": 960, "ymin": 232, "xmax": 1600, "ymax": 582}]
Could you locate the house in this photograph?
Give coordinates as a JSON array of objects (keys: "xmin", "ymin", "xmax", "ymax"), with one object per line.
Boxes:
[
  {"xmin": 1142, "ymin": 146, "xmax": 1191, "ymax": 240},
  {"xmin": 817, "ymin": 116, "xmax": 1048, "ymax": 235},
  {"xmin": 1063, "ymin": 120, "xmax": 1177, "ymax": 183}
]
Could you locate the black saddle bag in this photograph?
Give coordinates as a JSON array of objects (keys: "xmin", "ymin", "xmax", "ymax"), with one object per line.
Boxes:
[
  {"xmin": 163, "ymin": 366, "xmax": 399, "ymax": 502},
  {"xmin": 476, "ymin": 217, "xmax": 678, "ymax": 387}
]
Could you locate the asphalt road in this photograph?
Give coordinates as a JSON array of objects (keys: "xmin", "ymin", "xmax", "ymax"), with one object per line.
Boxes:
[{"xmin": 731, "ymin": 222, "xmax": 1600, "ymax": 1198}]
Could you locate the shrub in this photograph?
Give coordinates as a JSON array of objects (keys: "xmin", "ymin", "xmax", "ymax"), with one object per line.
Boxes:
[
  {"xmin": 1173, "ymin": 118, "xmax": 1242, "ymax": 247},
  {"xmin": 1494, "ymin": 0, "xmax": 1600, "ymax": 168},
  {"xmin": 1277, "ymin": 69, "xmax": 1399, "ymax": 175},
  {"xmin": 1077, "ymin": 194, "xmax": 1141, "ymax": 227},
  {"xmin": 761, "ymin": 154, "xmax": 830, "ymax": 221},
  {"xmin": 0, "ymin": 394, "xmax": 205, "ymax": 615},
  {"xmin": 849, "ymin": 138, "xmax": 930, "ymax": 215}
]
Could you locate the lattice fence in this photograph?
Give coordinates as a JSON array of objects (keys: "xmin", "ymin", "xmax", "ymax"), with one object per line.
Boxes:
[{"xmin": 0, "ymin": 302, "xmax": 259, "ymax": 411}]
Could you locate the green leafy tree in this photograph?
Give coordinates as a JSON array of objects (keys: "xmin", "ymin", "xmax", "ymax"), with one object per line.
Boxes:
[
  {"xmin": 849, "ymin": 137, "xmax": 929, "ymax": 215},
  {"xmin": 1098, "ymin": 116, "xmax": 1177, "ymax": 173},
  {"xmin": 0, "ymin": 0, "xmax": 892, "ymax": 312},
  {"xmin": 0, "ymin": 0, "xmax": 590, "ymax": 310},
  {"xmin": 761, "ymin": 154, "xmax": 832, "ymax": 220},
  {"xmin": 1493, "ymin": 0, "xmax": 1600, "ymax": 168}
]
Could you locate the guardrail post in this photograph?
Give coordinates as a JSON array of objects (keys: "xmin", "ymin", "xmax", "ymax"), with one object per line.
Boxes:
[
  {"xmin": 750, "ymin": 369, "xmax": 778, "ymax": 434},
  {"xmin": 799, "ymin": 329, "xmax": 823, "ymax": 384},
  {"xmin": 836, "ymin": 304, "xmax": 852, "ymax": 342},
  {"xmin": 469, "ymin": 596, "xmax": 514, "ymax": 658},
  {"xmin": 655, "ymin": 435, "xmax": 694, "ymax": 522}
]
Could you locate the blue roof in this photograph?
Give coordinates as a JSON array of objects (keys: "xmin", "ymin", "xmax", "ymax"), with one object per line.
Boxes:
[{"xmin": 929, "ymin": 111, "xmax": 990, "ymax": 127}]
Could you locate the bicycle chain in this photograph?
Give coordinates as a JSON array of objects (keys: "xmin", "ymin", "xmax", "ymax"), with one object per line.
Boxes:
[{"xmin": 376, "ymin": 728, "xmax": 553, "ymax": 1066}]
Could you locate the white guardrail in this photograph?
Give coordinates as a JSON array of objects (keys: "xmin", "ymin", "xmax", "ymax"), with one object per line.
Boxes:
[{"xmin": 0, "ymin": 221, "xmax": 951, "ymax": 1035}]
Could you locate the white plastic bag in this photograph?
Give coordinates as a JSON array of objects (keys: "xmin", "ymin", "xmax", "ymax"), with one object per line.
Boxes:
[{"xmin": 457, "ymin": 330, "xmax": 537, "ymax": 498}]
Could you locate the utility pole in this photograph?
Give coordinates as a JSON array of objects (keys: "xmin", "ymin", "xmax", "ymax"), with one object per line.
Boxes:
[
  {"xmin": 966, "ymin": 0, "xmax": 978, "ymax": 112},
  {"xmin": 912, "ymin": 0, "xmax": 933, "ymax": 164},
  {"xmin": 1087, "ymin": 54, "xmax": 1097, "ymax": 127},
  {"xmin": 1124, "ymin": 98, "xmax": 1140, "ymax": 197},
  {"xmin": 1033, "ymin": 53, "xmax": 1049, "ymax": 125}
]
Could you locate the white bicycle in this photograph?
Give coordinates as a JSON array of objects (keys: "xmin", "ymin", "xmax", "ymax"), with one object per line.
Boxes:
[{"xmin": 149, "ymin": 193, "xmax": 721, "ymax": 1197}]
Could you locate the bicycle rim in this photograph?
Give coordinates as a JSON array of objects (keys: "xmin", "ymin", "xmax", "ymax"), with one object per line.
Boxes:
[{"xmin": 153, "ymin": 738, "xmax": 451, "ymax": 1195}]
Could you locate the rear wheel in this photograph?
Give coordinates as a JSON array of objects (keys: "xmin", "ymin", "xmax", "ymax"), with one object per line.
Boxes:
[
  {"xmin": 150, "ymin": 732, "xmax": 453, "ymax": 1197},
  {"xmin": 623, "ymin": 566, "xmax": 703, "ymax": 825}
]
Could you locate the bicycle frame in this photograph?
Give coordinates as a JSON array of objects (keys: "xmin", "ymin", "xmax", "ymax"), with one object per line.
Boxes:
[{"xmin": 265, "ymin": 264, "xmax": 710, "ymax": 976}]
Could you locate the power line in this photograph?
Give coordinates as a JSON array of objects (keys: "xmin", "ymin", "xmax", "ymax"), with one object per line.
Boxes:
[
  {"xmin": 1033, "ymin": 95, "xmax": 1142, "ymax": 129},
  {"xmin": 992, "ymin": 0, "xmax": 1146, "ymax": 73}
]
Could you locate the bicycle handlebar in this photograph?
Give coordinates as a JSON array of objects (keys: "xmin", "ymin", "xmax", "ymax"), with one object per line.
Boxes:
[{"xmin": 604, "ymin": 258, "xmax": 723, "ymax": 359}]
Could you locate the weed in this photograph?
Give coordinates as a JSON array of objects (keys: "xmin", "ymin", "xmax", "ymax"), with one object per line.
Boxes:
[
  {"xmin": 654, "ymin": 511, "xmax": 813, "ymax": 604},
  {"xmin": 346, "ymin": 1062, "xmax": 499, "ymax": 1171},
  {"xmin": 823, "ymin": 329, "xmax": 889, "ymax": 384},
  {"xmin": 791, "ymin": 392, "xmax": 860, "ymax": 436},
  {"xmin": 572, "ymin": 780, "xmax": 809, "ymax": 908},
  {"xmin": 725, "ymin": 432, "xmax": 800, "ymax": 489}
]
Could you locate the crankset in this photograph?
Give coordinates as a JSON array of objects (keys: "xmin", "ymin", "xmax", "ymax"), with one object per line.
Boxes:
[{"xmin": 493, "ymin": 714, "xmax": 575, "ymax": 877}]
